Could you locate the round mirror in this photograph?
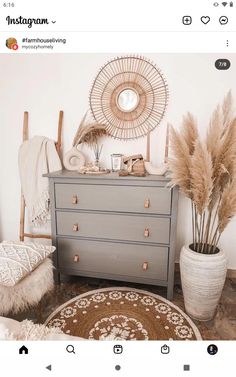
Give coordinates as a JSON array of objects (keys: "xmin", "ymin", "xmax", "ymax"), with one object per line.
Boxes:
[
  {"xmin": 117, "ymin": 89, "xmax": 139, "ymax": 112},
  {"xmin": 90, "ymin": 56, "xmax": 168, "ymax": 139}
]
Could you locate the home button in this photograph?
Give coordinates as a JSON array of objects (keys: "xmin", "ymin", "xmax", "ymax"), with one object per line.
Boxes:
[{"xmin": 19, "ymin": 345, "xmax": 28, "ymax": 355}]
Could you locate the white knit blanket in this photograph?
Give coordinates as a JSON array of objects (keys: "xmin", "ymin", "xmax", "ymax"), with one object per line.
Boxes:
[{"xmin": 18, "ymin": 136, "xmax": 62, "ymax": 226}]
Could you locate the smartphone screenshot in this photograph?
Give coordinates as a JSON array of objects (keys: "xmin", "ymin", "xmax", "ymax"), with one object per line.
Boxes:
[{"xmin": 0, "ymin": 0, "xmax": 235, "ymax": 376}]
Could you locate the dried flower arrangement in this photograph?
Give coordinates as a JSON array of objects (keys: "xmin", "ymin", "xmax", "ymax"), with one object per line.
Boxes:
[
  {"xmin": 169, "ymin": 92, "xmax": 236, "ymax": 254},
  {"xmin": 72, "ymin": 112, "xmax": 109, "ymax": 174},
  {"xmin": 73, "ymin": 112, "xmax": 107, "ymax": 147}
]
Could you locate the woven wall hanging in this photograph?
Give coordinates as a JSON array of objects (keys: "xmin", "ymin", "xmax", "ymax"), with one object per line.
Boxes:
[{"xmin": 89, "ymin": 56, "xmax": 169, "ymax": 140}]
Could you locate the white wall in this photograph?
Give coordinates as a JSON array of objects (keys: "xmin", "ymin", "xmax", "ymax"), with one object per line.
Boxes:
[{"xmin": 1, "ymin": 53, "xmax": 236, "ymax": 268}]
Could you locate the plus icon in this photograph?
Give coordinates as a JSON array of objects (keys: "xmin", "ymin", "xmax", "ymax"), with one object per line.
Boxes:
[{"xmin": 182, "ymin": 16, "xmax": 192, "ymax": 25}]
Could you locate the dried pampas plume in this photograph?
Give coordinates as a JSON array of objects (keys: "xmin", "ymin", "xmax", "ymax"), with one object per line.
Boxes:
[
  {"xmin": 222, "ymin": 90, "xmax": 234, "ymax": 128},
  {"xmin": 169, "ymin": 125, "xmax": 192, "ymax": 199},
  {"xmin": 209, "ymin": 118, "xmax": 236, "ymax": 210},
  {"xmin": 190, "ymin": 139, "xmax": 213, "ymax": 215},
  {"xmin": 218, "ymin": 179, "xmax": 236, "ymax": 234},
  {"xmin": 215, "ymin": 118, "xmax": 236, "ymax": 175},
  {"xmin": 169, "ymin": 91, "xmax": 236, "ymax": 253},
  {"xmin": 206, "ymin": 105, "xmax": 223, "ymax": 160},
  {"xmin": 73, "ymin": 112, "xmax": 107, "ymax": 147},
  {"xmin": 182, "ymin": 113, "xmax": 199, "ymax": 155}
]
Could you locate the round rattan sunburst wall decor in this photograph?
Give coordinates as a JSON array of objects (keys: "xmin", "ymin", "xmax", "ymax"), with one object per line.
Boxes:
[{"xmin": 89, "ymin": 56, "xmax": 169, "ymax": 140}]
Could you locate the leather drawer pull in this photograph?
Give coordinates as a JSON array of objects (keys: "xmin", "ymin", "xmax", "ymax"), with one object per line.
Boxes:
[
  {"xmin": 144, "ymin": 228, "xmax": 149, "ymax": 237},
  {"xmin": 144, "ymin": 199, "xmax": 150, "ymax": 208},
  {"xmin": 73, "ymin": 255, "xmax": 80, "ymax": 263},
  {"xmin": 72, "ymin": 195, "xmax": 78, "ymax": 204},
  {"xmin": 142, "ymin": 262, "xmax": 148, "ymax": 271},
  {"xmin": 72, "ymin": 224, "xmax": 79, "ymax": 232}
]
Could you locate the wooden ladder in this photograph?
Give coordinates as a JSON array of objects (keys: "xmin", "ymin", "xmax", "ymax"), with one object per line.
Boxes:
[{"xmin": 19, "ymin": 111, "xmax": 63, "ymax": 241}]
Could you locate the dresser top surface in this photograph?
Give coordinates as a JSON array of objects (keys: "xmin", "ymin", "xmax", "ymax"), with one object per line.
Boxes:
[{"xmin": 45, "ymin": 170, "xmax": 171, "ymax": 182}]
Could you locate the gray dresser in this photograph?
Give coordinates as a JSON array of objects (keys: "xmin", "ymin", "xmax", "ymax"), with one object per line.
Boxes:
[{"xmin": 46, "ymin": 170, "xmax": 179, "ymax": 299}]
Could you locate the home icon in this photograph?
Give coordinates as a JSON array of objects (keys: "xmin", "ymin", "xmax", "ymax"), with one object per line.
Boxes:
[{"xmin": 19, "ymin": 345, "xmax": 28, "ymax": 355}]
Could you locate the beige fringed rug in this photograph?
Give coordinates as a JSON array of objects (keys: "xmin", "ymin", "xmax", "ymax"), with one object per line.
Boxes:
[{"xmin": 45, "ymin": 287, "xmax": 202, "ymax": 340}]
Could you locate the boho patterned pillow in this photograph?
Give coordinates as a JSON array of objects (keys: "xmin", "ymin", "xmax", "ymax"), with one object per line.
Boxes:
[{"xmin": 0, "ymin": 241, "xmax": 55, "ymax": 287}]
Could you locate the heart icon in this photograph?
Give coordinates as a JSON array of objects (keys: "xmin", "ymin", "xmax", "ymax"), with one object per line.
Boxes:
[{"xmin": 201, "ymin": 16, "xmax": 211, "ymax": 24}]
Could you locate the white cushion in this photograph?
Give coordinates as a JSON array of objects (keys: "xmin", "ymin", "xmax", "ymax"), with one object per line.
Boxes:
[
  {"xmin": 0, "ymin": 241, "xmax": 55, "ymax": 286},
  {"xmin": 0, "ymin": 258, "xmax": 54, "ymax": 315}
]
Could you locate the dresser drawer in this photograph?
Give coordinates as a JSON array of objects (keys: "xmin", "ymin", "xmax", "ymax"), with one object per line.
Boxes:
[
  {"xmin": 57, "ymin": 238, "xmax": 168, "ymax": 281},
  {"xmin": 55, "ymin": 183, "xmax": 171, "ymax": 215},
  {"xmin": 57, "ymin": 211, "xmax": 170, "ymax": 244}
]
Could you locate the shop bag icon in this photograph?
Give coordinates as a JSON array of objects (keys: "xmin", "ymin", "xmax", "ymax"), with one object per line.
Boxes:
[{"xmin": 161, "ymin": 344, "xmax": 170, "ymax": 354}]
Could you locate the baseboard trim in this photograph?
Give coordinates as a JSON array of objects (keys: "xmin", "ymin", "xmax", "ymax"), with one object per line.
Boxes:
[
  {"xmin": 175, "ymin": 262, "xmax": 236, "ymax": 278},
  {"xmin": 227, "ymin": 269, "xmax": 236, "ymax": 278}
]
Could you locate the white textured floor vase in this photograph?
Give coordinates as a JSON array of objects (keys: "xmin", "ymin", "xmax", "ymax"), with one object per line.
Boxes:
[{"xmin": 180, "ymin": 245, "xmax": 227, "ymax": 321}]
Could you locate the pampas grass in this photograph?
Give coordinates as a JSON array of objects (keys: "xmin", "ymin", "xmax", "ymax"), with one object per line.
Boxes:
[
  {"xmin": 222, "ymin": 90, "xmax": 234, "ymax": 127},
  {"xmin": 170, "ymin": 91, "xmax": 236, "ymax": 253},
  {"xmin": 218, "ymin": 179, "xmax": 236, "ymax": 234},
  {"xmin": 206, "ymin": 105, "xmax": 223, "ymax": 160},
  {"xmin": 190, "ymin": 139, "xmax": 213, "ymax": 216},
  {"xmin": 169, "ymin": 126, "xmax": 192, "ymax": 199},
  {"xmin": 182, "ymin": 113, "xmax": 199, "ymax": 155},
  {"xmin": 73, "ymin": 112, "xmax": 107, "ymax": 147}
]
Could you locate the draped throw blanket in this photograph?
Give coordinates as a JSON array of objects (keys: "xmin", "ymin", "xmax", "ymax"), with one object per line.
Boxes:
[{"xmin": 18, "ymin": 136, "xmax": 62, "ymax": 226}]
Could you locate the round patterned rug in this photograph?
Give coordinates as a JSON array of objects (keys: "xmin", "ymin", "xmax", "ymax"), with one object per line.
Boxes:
[{"xmin": 45, "ymin": 288, "xmax": 202, "ymax": 340}]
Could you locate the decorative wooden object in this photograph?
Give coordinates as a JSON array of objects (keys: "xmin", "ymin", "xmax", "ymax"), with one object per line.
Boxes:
[
  {"xmin": 56, "ymin": 111, "xmax": 63, "ymax": 154},
  {"xmin": 89, "ymin": 56, "xmax": 168, "ymax": 140},
  {"xmin": 19, "ymin": 111, "xmax": 63, "ymax": 242},
  {"xmin": 122, "ymin": 154, "xmax": 146, "ymax": 176}
]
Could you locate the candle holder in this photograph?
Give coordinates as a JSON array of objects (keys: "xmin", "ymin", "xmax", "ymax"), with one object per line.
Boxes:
[{"xmin": 111, "ymin": 154, "xmax": 123, "ymax": 172}]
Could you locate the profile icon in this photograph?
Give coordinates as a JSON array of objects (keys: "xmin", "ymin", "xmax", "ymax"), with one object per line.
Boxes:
[
  {"xmin": 207, "ymin": 344, "xmax": 218, "ymax": 355},
  {"xmin": 6, "ymin": 37, "xmax": 18, "ymax": 50}
]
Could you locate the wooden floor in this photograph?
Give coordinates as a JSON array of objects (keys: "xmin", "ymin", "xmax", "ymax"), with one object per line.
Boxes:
[{"xmin": 12, "ymin": 274, "xmax": 236, "ymax": 340}]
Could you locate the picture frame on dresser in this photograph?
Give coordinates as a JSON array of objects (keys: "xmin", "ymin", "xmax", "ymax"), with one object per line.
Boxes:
[{"xmin": 45, "ymin": 170, "xmax": 179, "ymax": 300}]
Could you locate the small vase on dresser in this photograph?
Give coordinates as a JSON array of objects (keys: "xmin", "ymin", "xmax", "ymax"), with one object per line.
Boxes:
[{"xmin": 45, "ymin": 170, "xmax": 179, "ymax": 300}]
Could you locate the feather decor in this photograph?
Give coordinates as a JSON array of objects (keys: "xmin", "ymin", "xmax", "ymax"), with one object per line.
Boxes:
[{"xmin": 170, "ymin": 91, "xmax": 236, "ymax": 253}]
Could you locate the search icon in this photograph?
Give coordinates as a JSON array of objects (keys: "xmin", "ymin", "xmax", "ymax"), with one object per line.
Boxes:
[{"xmin": 66, "ymin": 345, "xmax": 75, "ymax": 354}]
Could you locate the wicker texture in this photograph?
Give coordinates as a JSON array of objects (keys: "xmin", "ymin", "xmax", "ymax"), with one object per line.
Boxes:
[
  {"xmin": 89, "ymin": 56, "xmax": 168, "ymax": 139},
  {"xmin": 45, "ymin": 287, "xmax": 201, "ymax": 340}
]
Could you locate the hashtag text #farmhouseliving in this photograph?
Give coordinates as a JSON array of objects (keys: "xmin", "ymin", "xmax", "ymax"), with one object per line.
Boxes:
[
  {"xmin": 6, "ymin": 16, "xmax": 49, "ymax": 28},
  {"xmin": 22, "ymin": 38, "xmax": 66, "ymax": 44}
]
